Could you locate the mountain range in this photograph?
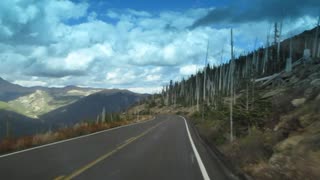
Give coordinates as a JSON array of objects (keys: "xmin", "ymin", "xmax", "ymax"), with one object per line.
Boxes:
[{"xmin": 0, "ymin": 78, "xmax": 147, "ymax": 139}]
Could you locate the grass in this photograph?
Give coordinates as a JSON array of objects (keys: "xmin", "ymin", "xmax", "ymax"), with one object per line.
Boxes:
[
  {"xmin": 0, "ymin": 115, "xmax": 152, "ymax": 155},
  {"xmin": 0, "ymin": 101, "xmax": 11, "ymax": 110},
  {"xmin": 220, "ymin": 128, "xmax": 275, "ymax": 167},
  {"xmin": 0, "ymin": 101, "xmax": 20, "ymax": 113}
]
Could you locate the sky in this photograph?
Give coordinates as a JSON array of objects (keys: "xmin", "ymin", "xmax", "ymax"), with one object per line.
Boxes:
[{"xmin": 0, "ymin": 0, "xmax": 319, "ymax": 93}]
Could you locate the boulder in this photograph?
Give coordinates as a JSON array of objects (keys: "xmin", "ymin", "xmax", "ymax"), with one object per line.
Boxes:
[{"xmin": 291, "ymin": 98, "xmax": 306, "ymax": 107}]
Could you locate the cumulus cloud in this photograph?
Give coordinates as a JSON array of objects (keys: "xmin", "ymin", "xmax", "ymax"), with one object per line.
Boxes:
[
  {"xmin": 0, "ymin": 0, "xmax": 318, "ymax": 93},
  {"xmin": 13, "ymin": 80, "xmax": 47, "ymax": 87},
  {"xmin": 0, "ymin": 0, "xmax": 88, "ymax": 44},
  {"xmin": 128, "ymin": 86, "xmax": 163, "ymax": 94},
  {"xmin": 179, "ymin": 65, "xmax": 197, "ymax": 76}
]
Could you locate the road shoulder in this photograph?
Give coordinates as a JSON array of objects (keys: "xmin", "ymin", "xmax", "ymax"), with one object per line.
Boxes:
[{"xmin": 182, "ymin": 115, "xmax": 247, "ymax": 180}]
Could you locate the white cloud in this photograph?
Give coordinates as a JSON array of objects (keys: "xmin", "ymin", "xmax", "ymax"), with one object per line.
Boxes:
[
  {"xmin": 14, "ymin": 80, "xmax": 47, "ymax": 87},
  {"xmin": 0, "ymin": 0, "xmax": 88, "ymax": 44},
  {"xmin": 128, "ymin": 86, "xmax": 163, "ymax": 94},
  {"xmin": 179, "ymin": 64, "xmax": 198, "ymax": 76},
  {"xmin": 0, "ymin": 1, "xmax": 317, "ymax": 93},
  {"xmin": 127, "ymin": 9, "xmax": 152, "ymax": 17},
  {"xmin": 146, "ymin": 74, "xmax": 161, "ymax": 82},
  {"xmin": 105, "ymin": 68, "xmax": 137, "ymax": 85}
]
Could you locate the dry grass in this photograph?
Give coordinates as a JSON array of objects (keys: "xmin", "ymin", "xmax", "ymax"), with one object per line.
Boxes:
[
  {"xmin": 0, "ymin": 115, "xmax": 152, "ymax": 155},
  {"xmin": 243, "ymin": 150, "xmax": 320, "ymax": 180},
  {"xmin": 220, "ymin": 128, "xmax": 275, "ymax": 167}
]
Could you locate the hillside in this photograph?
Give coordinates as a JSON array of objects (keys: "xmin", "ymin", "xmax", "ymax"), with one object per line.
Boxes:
[
  {"xmin": 130, "ymin": 26, "xmax": 320, "ymax": 179},
  {"xmin": 0, "ymin": 77, "xmax": 33, "ymax": 101},
  {"xmin": 7, "ymin": 89, "xmax": 102, "ymax": 118},
  {"xmin": 0, "ymin": 78, "xmax": 147, "ymax": 139},
  {"xmin": 41, "ymin": 90, "xmax": 147, "ymax": 127},
  {"xmin": 0, "ymin": 78, "xmax": 102, "ymax": 118},
  {"xmin": 0, "ymin": 110, "xmax": 45, "ymax": 139}
]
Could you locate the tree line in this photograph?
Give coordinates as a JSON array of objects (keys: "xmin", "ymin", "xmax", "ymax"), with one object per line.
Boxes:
[{"xmin": 156, "ymin": 20, "xmax": 320, "ymax": 142}]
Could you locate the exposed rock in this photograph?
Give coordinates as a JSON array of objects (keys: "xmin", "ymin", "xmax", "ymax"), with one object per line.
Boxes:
[
  {"xmin": 291, "ymin": 98, "xmax": 306, "ymax": 107},
  {"xmin": 269, "ymin": 153, "xmax": 291, "ymax": 170}
]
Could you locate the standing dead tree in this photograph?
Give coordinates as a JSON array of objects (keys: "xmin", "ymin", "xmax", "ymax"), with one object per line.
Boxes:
[
  {"xmin": 202, "ymin": 41, "xmax": 210, "ymax": 121},
  {"xmin": 313, "ymin": 16, "xmax": 320, "ymax": 58},
  {"xmin": 229, "ymin": 28, "xmax": 235, "ymax": 142}
]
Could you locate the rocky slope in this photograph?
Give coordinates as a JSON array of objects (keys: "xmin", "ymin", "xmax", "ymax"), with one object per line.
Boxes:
[{"xmin": 0, "ymin": 78, "xmax": 102, "ymax": 118}]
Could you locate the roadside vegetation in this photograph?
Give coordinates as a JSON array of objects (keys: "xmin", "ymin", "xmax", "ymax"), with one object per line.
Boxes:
[
  {"xmin": 132, "ymin": 25, "xmax": 320, "ymax": 180},
  {"xmin": 0, "ymin": 113, "xmax": 152, "ymax": 155},
  {"xmin": 136, "ymin": 62, "xmax": 320, "ymax": 180}
]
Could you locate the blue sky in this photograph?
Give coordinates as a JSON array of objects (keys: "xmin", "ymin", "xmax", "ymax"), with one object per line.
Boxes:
[
  {"xmin": 0, "ymin": 0, "xmax": 318, "ymax": 93},
  {"xmin": 82, "ymin": 0, "xmax": 230, "ymax": 11},
  {"xmin": 67, "ymin": 0, "xmax": 230, "ymax": 25}
]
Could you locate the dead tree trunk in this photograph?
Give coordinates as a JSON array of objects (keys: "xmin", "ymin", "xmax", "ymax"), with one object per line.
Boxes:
[
  {"xmin": 230, "ymin": 28, "xmax": 234, "ymax": 142},
  {"xmin": 313, "ymin": 16, "xmax": 320, "ymax": 58},
  {"xmin": 286, "ymin": 38, "xmax": 293, "ymax": 72},
  {"xmin": 202, "ymin": 41, "xmax": 209, "ymax": 121}
]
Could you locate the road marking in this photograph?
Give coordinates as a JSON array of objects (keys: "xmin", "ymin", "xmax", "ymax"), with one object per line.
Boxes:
[
  {"xmin": 180, "ymin": 116, "xmax": 211, "ymax": 180},
  {"xmin": 54, "ymin": 175, "xmax": 65, "ymax": 180},
  {"xmin": 125, "ymin": 137, "xmax": 135, "ymax": 143},
  {"xmin": 0, "ymin": 117, "xmax": 156, "ymax": 159},
  {"xmin": 60, "ymin": 121, "xmax": 164, "ymax": 180}
]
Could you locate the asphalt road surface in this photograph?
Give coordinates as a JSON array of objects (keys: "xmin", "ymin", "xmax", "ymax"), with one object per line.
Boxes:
[{"xmin": 0, "ymin": 115, "xmax": 236, "ymax": 180}]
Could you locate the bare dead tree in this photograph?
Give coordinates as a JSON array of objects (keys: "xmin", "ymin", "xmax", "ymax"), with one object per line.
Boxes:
[
  {"xmin": 286, "ymin": 37, "xmax": 293, "ymax": 72},
  {"xmin": 230, "ymin": 28, "xmax": 235, "ymax": 142},
  {"xmin": 202, "ymin": 41, "xmax": 210, "ymax": 121},
  {"xmin": 313, "ymin": 16, "xmax": 320, "ymax": 58}
]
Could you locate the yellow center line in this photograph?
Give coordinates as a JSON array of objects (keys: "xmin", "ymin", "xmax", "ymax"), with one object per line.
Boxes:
[
  {"xmin": 125, "ymin": 137, "xmax": 136, "ymax": 143},
  {"xmin": 54, "ymin": 121, "xmax": 164, "ymax": 180},
  {"xmin": 54, "ymin": 176, "xmax": 65, "ymax": 180}
]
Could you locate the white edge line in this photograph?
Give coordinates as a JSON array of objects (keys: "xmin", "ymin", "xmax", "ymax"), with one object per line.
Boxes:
[
  {"xmin": 0, "ymin": 117, "xmax": 156, "ymax": 158},
  {"xmin": 180, "ymin": 115, "xmax": 211, "ymax": 180}
]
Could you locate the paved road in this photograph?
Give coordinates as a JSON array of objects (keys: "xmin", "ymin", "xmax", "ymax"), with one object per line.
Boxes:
[{"xmin": 0, "ymin": 115, "xmax": 235, "ymax": 180}]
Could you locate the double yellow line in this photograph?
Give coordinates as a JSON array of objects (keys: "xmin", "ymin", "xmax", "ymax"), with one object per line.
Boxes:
[{"xmin": 54, "ymin": 121, "xmax": 164, "ymax": 180}]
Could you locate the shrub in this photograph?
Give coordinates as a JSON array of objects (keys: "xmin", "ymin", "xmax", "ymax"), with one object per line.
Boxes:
[{"xmin": 222, "ymin": 128, "xmax": 274, "ymax": 167}]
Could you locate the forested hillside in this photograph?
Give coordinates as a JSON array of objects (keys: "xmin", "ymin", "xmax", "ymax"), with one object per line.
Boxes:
[
  {"xmin": 135, "ymin": 24, "xmax": 320, "ymax": 179},
  {"xmin": 159, "ymin": 25, "xmax": 319, "ymax": 111}
]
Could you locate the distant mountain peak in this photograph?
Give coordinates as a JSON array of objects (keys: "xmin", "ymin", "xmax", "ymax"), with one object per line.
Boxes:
[{"xmin": 64, "ymin": 85, "xmax": 79, "ymax": 89}]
